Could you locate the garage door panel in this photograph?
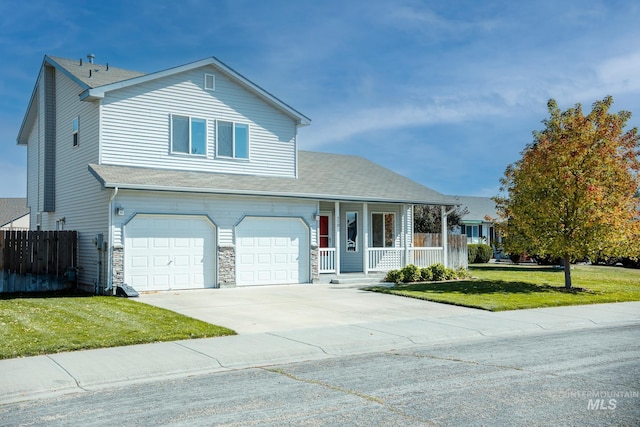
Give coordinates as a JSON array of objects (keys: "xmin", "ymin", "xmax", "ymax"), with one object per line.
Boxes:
[
  {"xmin": 125, "ymin": 215, "xmax": 216, "ymax": 291},
  {"xmin": 236, "ymin": 217, "xmax": 309, "ymax": 286},
  {"xmin": 131, "ymin": 238, "xmax": 148, "ymax": 249},
  {"xmin": 131, "ymin": 256, "xmax": 148, "ymax": 268}
]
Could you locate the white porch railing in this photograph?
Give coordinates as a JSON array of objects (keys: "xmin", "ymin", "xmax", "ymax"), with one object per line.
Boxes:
[
  {"xmin": 367, "ymin": 247, "xmax": 444, "ymax": 271},
  {"xmin": 319, "ymin": 248, "xmax": 336, "ymax": 273},
  {"xmin": 320, "ymin": 247, "xmax": 446, "ymax": 274},
  {"xmin": 409, "ymin": 247, "xmax": 444, "ymax": 268},
  {"xmin": 368, "ymin": 248, "xmax": 405, "ymax": 271}
]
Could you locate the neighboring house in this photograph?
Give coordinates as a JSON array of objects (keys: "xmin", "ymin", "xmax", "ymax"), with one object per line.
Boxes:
[
  {"xmin": 17, "ymin": 54, "xmax": 458, "ymax": 294},
  {"xmin": 0, "ymin": 198, "xmax": 30, "ymax": 231},
  {"xmin": 454, "ymin": 196, "xmax": 500, "ymax": 247}
]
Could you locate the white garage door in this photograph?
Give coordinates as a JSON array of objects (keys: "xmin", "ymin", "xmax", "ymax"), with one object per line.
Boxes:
[
  {"xmin": 236, "ymin": 217, "xmax": 309, "ymax": 286},
  {"xmin": 125, "ymin": 214, "xmax": 216, "ymax": 291}
]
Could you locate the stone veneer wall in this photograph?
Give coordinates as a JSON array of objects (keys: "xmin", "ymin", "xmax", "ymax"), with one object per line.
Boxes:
[
  {"xmin": 111, "ymin": 245, "xmax": 124, "ymax": 289},
  {"xmin": 311, "ymin": 243, "xmax": 319, "ymax": 283},
  {"xmin": 218, "ymin": 244, "xmax": 236, "ymax": 288}
]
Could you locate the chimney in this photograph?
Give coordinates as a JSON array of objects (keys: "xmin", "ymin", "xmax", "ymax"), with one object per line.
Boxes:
[{"xmin": 87, "ymin": 53, "xmax": 95, "ymax": 64}]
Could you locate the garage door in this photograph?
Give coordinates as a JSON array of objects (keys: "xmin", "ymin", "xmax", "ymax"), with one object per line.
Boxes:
[
  {"xmin": 125, "ymin": 214, "xmax": 216, "ymax": 291},
  {"xmin": 236, "ymin": 217, "xmax": 309, "ymax": 286}
]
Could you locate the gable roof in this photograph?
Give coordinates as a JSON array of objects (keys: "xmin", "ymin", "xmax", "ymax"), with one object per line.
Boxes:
[
  {"xmin": 17, "ymin": 55, "xmax": 310, "ymax": 145},
  {"xmin": 0, "ymin": 198, "xmax": 29, "ymax": 227},
  {"xmin": 88, "ymin": 151, "xmax": 457, "ymax": 205},
  {"xmin": 455, "ymin": 196, "xmax": 498, "ymax": 222},
  {"xmin": 47, "ymin": 56, "xmax": 145, "ymax": 89}
]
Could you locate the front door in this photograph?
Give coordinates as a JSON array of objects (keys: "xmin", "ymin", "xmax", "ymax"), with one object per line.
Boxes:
[{"xmin": 340, "ymin": 205, "xmax": 363, "ymax": 272}]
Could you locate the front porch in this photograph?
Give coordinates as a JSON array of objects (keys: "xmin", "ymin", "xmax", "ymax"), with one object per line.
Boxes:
[
  {"xmin": 315, "ymin": 201, "xmax": 460, "ymax": 277},
  {"xmin": 318, "ymin": 246, "xmax": 445, "ymax": 274}
]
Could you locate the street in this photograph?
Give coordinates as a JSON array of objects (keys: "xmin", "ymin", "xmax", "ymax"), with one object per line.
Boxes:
[{"xmin": 1, "ymin": 324, "xmax": 638, "ymax": 426}]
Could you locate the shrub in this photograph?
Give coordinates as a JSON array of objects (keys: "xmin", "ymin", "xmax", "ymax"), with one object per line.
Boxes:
[
  {"xmin": 444, "ymin": 267, "xmax": 458, "ymax": 280},
  {"xmin": 384, "ymin": 269, "xmax": 404, "ymax": 284},
  {"xmin": 467, "ymin": 244, "xmax": 478, "ymax": 264},
  {"xmin": 475, "ymin": 244, "xmax": 493, "ymax": 263},
  {"xmin": 455, "ymin": 267, "xmax": 471, "ymax": 279},
  {"xmin": 430, "ymin": 263, "xmax": 446, "ymax": 281},
  {"xmin": 420, "ymin": 267, "xmax": 433, "ymax": 281},
  {"xmin": 401, "ymin": 264, "xmax": 421, "ymax": 282}
]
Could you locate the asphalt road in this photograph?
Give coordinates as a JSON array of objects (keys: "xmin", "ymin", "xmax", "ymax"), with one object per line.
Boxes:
[{"xmin": 1, "ymin": 325, "xmax": 638, "ymax": 426}]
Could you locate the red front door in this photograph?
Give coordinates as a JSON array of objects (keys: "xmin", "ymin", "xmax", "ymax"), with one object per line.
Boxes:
[{"xmin": 319, "ymin": 215, "xmax": 329, "ymax": 248}]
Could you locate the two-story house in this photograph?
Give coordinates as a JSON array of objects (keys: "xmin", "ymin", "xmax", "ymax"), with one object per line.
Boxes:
[{"xmin": 17, "ymin": 54, "xmax": 458, "ymax": 294}]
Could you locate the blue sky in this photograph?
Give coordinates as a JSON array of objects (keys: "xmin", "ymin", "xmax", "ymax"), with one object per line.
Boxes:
[{"xmin": 2, "ymin": 0, "xmax": 640, "ymax": 199}]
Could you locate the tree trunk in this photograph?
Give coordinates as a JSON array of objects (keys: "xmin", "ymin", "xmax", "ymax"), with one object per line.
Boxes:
[{"xmin": 563, "ymin": 254, "xmax": 572, "ymax": 289}]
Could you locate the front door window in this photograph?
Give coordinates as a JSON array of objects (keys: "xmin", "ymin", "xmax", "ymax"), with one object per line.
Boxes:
[{"xmin": 346, "ymin": 211, "xmax": 357, "ymax": 252}]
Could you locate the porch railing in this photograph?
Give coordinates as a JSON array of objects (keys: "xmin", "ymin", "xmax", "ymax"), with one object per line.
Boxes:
[
  {"xmin": 368, "ymin": 248, "xmax": 404, "ymax": 271},
  {"xmin": 319, "ymin": 248, "xmax": 336, "ymax": 273},
  {"xmin": 319, "ymin": 246, "xmax": 447, "ymax": 274},
  {"xmin": 409, "ymin": 247, "xmax": 444, "ymax": 268},
  {"xmin": 368, "ymin": 247, "xmax": 444, "ymax": 271}
]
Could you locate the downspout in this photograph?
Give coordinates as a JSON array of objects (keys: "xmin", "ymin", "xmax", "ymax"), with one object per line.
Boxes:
[{"xmin": 107, "ymin": 186, "xmax": 118, "ymax": 294}]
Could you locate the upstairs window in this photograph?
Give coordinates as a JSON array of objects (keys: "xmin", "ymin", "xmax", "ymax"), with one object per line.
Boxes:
[
  {"xmin": 204, "ymin": 73, "xmax": 215, "ymax": 91},
  {"xmin": 217, "ymin": 120, "xmax": 249, "ymax": 159},
  {"xmin": 72, "ymin": 116, "xmax": 79, "ymax": 147},
  {"xmin": 171, "ymin": 115, "xmax": 206, "ymax": 155}
]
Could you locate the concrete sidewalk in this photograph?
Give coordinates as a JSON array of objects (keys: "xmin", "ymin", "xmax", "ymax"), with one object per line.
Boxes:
[{"xmin": 1, "ymin": 285, "xmax": 639, "ymax": 405}]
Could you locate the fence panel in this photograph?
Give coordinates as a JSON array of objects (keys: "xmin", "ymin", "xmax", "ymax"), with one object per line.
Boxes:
[
  {"xmin": 414, "ymin": 233, "xmax": 468, "ymax": 269},
  {"xmin": 1, "ymin": 230, "xmax": 78, "ymax": 293}
]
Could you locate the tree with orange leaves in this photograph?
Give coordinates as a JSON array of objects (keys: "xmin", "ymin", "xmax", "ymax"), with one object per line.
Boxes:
[{"xmin": 495, "ymin": 96, "xmax": 640, "ymax": 288}]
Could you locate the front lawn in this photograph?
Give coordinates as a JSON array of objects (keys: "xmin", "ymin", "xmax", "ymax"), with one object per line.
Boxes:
[
  {"xmin": 368, "ymin": 264, "xmax": 640, "ymax": 311},
  {"xmin": 0, "ymin": 293, "xmax": 236, "ymax": 359}
]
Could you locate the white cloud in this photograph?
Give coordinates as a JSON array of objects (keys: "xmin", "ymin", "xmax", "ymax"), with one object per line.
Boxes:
[{"xmin": 596, "ymin": 51, "xmax": 640, "ymax": 93}]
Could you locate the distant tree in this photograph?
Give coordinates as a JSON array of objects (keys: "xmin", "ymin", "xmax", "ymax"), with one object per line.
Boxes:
[
  {"xmin": 414, "ymin": 205, "xmax": 468, "ymax": 233},
  {"xmin": 495, "ymin": 96, "xmax": 640, "ymax": 288}
]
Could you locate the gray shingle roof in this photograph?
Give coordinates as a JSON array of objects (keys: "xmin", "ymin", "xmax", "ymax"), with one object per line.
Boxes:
[
  {"xmin": 47, "ymin": 56, "xmax": 145, "ymax": 89},
  {"xmin": 0, "ymin": 198, "xmax": 29, "ymax": 227},
  {"xmin": 455, "ymin": 196, "xmax": 498, "ymax": 221},
  {"xmin": 89, "ymin": 151, "xmax": 456, "ymax": 205}
]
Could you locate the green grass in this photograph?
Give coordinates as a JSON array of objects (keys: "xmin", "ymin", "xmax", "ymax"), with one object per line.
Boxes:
[
  {"xmin": 0, "ymin": 293, "xmax": 236, "ymax": 359},
  {"xmin": 368, "ymin": 264, "xmax": 640, "ymax": 311}
]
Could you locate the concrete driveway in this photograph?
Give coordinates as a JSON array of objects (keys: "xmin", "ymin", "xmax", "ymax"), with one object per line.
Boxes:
[{"xmin": 137, "ymin": 283, "xmax": 478, "ymax": 333}]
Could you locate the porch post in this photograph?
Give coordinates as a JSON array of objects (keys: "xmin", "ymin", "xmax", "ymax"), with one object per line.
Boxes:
[
  {"xmin": 363, "ymin": 202, "xmax": 369, "ymax": 274},
  {"xmin": 441, "ymin": 205, "xmax": 448, "ymax": 268},
  {"xmin": 403, "ymin": 204, "xmax": 409, "ymax": 266},
  {"xmin": 334, "ymin": 201, "xmax": 341, "ymax": 275}
]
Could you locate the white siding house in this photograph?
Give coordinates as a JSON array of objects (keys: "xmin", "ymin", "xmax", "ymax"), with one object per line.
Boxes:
[{"xmin": 18, "ymin": 54, "xmax": 458, "ymax": 294}]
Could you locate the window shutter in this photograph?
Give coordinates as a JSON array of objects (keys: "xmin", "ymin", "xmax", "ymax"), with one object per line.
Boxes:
[{"xmin": 478, "ymin": 225, "xmax": 483, "ymax": 238}]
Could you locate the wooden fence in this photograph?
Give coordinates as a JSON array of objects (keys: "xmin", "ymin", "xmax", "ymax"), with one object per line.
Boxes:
[
  {"xmin": 414, "ymin": 233, "xmax": 468, "ymax": 270},
  {"xmin": 0, "ymin": 230, "xmax": 78, "ymax": 293}
]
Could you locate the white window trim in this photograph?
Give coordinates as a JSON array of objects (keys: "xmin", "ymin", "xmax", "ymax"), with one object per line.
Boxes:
[
  {"xmin": 215, "ymin": 120, "xmax": 250, "ymax": 159},
  {"xmin": 170, "ymin": 114, "xmax": 208, "ymax": 156},
  {"xmin": 371, "ymin": 212, "xmax": 396, "ymax": 248},
  {"xmin": 72, "ymin": 116, "xmax": 79, "ymax": 147},
  {"xmin": 204, "ymin": 73, "xmax": 215, "ymax": 91}
]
